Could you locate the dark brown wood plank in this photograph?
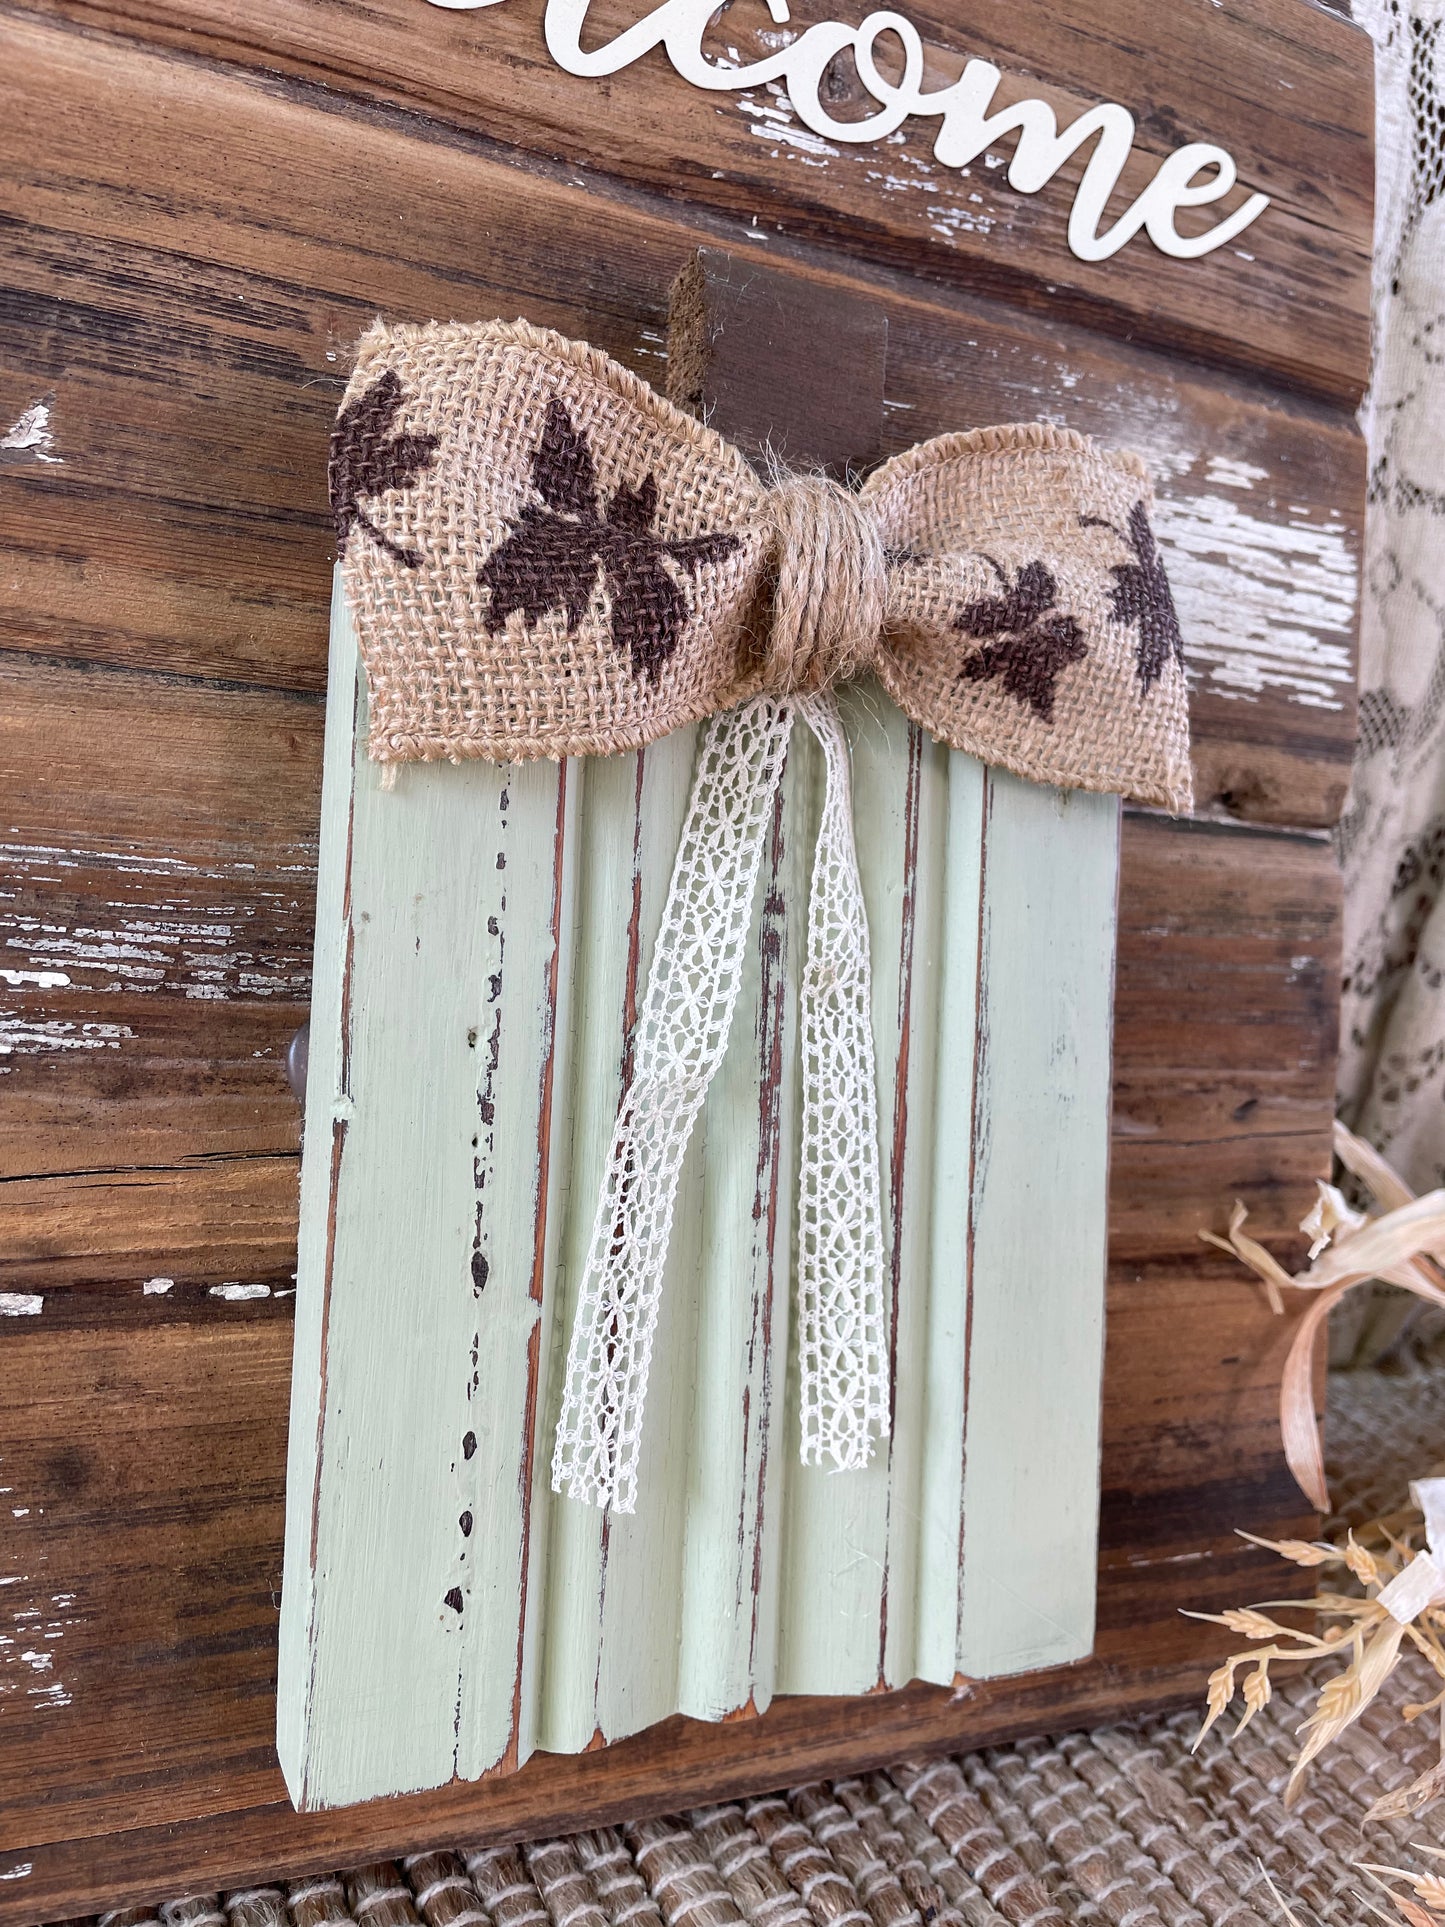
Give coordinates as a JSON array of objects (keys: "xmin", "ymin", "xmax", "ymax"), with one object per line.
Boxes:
[
  {"xmin": 0, "ymin": 812, "xmax": 1332, "ymax": 1913},
  {"xmin": 0, "ymin": 660, "xmax": 318, "ymax": 1185},
  {"xmin": 0, "ymin": 15, "xmax": 1361, "ymax": 832},
  {"xmin": 666, "ymin": 247, "xmax": 889, "ymax": 475},
  {"xmin": 0, "ymin": 1301, "xmax": 293, "ymax": 1873},
  {"xmin": 16, "ymin": 0, "xmax": 1373, "ymax": 402},
  {"xmin": 0, "ymin": 660, "xmax": 321, "ymax": 860},
  {"xmin": 0, "ymin": 988, "xmax": 305, "ymax": 1183},
  {"xmin": 1110, "ymin": 816, "xmax": 1341, "ymax": 1264},
  {"xmin": 2, "ymin": 1164, "xmax": 301, "ymax": 1290}
]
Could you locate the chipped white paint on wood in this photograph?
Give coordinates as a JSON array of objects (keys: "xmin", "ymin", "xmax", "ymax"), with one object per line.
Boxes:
[
  {"xmin": 0, "ymin": 840, "xmax": 313, "ymax": 1009},
  {"xmin": 0, "ymin": 400, "xmax": 61, "ymax": 463},
  {"xmin": 1157, "ymin": 492, "xmax": 1356, "ymax": 710},
  {"xmin": 1127, "ymin": 453, "xmax": 1355, "ymax": 715},
  {"xmin": 911, "ymin": 359, "xmax": 1358, "ymax": 720},
  {"xmin": 278, "ymin": 575, "xmax": 1119, "ymax": 1809},
  {"xmin": 283, "ymin": 584, "xmax": 576, "ymax": 1801},
  {"xmin": 0, "ymin": 1553, "xmax": 76, "ymax": 1714}
]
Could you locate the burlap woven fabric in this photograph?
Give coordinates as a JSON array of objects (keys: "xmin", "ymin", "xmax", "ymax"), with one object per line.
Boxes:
[{"xmin": 332, "ymin": 318, "xmax": 1193, "ymax": 813}]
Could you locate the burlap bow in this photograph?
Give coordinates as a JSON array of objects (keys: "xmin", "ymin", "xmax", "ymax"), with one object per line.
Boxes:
[{"xmin": 333, "ymin": 316, "xmax": 1193, "ymax": 1514}]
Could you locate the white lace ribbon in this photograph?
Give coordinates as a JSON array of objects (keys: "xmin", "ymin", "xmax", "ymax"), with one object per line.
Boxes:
[
  {"xmin": 794, "ymin": 692, "xmax": 889, "ymax": 1471},
  {"xmin": 551, "ymin": 696, "xmax": 795, "ymax": 1514},
  {"xmin": 551, "ymin": 692, "xmax": 889, "ymax": 1514}
]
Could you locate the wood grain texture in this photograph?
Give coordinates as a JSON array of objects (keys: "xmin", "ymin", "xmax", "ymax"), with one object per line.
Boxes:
[
  {"xmin": 666, "ymin": 249, "xmax": 889, "ymax": 476},
  {"xmin": 0, "ymin": 0, "xmax": 1360, "ymax": 1914},
  {"xmin": 19, "ymin": 0, "xmax": 1373, "ymax": 402},
  {"xmin": 0, "ymin": 16, "xmax": 1362, "ymax": 830}
]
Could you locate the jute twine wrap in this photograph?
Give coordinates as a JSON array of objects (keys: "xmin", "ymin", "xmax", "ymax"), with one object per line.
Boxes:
[{"xmin": 334, "ymin": 318, "xmax": 1193, "ymax": 813}]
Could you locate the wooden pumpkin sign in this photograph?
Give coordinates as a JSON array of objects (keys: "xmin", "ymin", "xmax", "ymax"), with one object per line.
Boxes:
[
  {"xmin": 279, "ymin": 254, "xmax": 1148, "ymax": 1806},
  {"xmin": 0, "ymin": 0, "xmax": 1368, "ymax": 1906}
]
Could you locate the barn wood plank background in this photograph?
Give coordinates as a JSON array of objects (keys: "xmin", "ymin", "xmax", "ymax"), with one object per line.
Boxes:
[{"xmin": 0, "ymin": 0, "xmax": 1367, "ymax": 1919}]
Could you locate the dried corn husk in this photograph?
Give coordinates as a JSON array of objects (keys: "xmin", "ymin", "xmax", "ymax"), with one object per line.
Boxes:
[
  {"xmin": 1263, "ymin": 1857, "xmax": 1445, "ymax": 1926},
  {"xmin": 1205, "ymin": 1121, "xmax": 1445, "ymax": 1511}
]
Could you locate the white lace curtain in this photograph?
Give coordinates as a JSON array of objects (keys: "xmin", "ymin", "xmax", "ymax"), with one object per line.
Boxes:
[
  {"xmin": 1337, "ymin": 0, "xmax": 1445, "ymax": 1182},
  {"xmin": 1333, "ymin": 0, "xmax": 1445, "ymax": 1360}
]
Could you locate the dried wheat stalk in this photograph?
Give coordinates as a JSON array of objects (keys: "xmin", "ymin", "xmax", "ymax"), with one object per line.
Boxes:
[
  {"xmin": 1188, "ymin": 1512, "xmax": 1445, "ymax": 1814},
  {"xmin": 1261, "ymin": 1848, "xmax": 1445, "ymax": 1926}
]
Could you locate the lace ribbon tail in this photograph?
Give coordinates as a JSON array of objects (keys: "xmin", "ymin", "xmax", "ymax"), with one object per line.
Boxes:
[
  {"xmin": 551, "ymin": 696, "xmax": 796, "ymax": 1514},
  {"xmin": 794, "ymin": 691, "xmax": 890, "ymax": 1471}
]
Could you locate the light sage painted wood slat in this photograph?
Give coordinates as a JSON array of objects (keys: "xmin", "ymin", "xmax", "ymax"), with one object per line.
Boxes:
[
  {"xmin": 540, "ymin": 730, "xmax": 705, "ymax": 1753},
  {"xmin": 956, "ymin": 770, "xmax": 1119, "ymax": 1677},
  {"xmin": 912, "ymin": 749, "xmax": 986, "ymax": 1684},
  {"xmin": 672, "ymin": 756, "xmax": 801, "ymax": 1725},
  {"xmin": 281, "ymin": 577, "xmax": 574, "ymax": 1805},
  {"xmin": 278, "ymin": 575, "xmax": 1119, "ymax": 1809},
  {"xmin": 775, "ymin": 702, "xmax": 942, "ymax": 1697}
]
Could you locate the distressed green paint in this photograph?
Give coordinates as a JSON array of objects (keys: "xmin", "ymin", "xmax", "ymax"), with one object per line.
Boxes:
[
  {"xmin": 281, "ymin": 579, "xmax": 569, "ymax": 1806},
  {"xmin": 278, "ymin": 579, "xmax": 358, "ymax": 1797},
  {"xmin": 279, "ymin": 576, "xmax": 1118, "ymax": 1809},
  {"xmin": 775, "ymin": 696, "xmax": 936, "ymax": 1697},
  {"xmin": 956, "ymin": 771, "xmax": 1119, "ymax": 1677},
  {"xmin": 673, "ymin": 739, "xmax": 801, "ymax": 1724},
  {"xmin": 913, "ymin": 752, "xmax": 985, "ymax": 1684},
  {"xmin": 541, "ymin": 730, "xmax": 704, "ymax": 1752}
]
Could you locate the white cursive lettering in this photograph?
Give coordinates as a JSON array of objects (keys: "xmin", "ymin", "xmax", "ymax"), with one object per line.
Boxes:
[{"xmin": 427, "ymin": 0, "xmax": 1271, "ymax": 263}]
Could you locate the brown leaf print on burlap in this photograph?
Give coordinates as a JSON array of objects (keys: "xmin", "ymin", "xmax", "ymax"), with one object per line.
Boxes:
[
  {"xmin": 954, "ymin": 558, "xmax": 1088, "ymax": 723},
  {"xmin": 479, "ymin": 399, "xmax": 741, "ymax": 685},
  {"xmin": 1084, "ymin": 502, "xmax": 1184, "ymax": 690},
  {"xmin": 330, "ymin": 370, "xmax": 439, "ymax": 569}
]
